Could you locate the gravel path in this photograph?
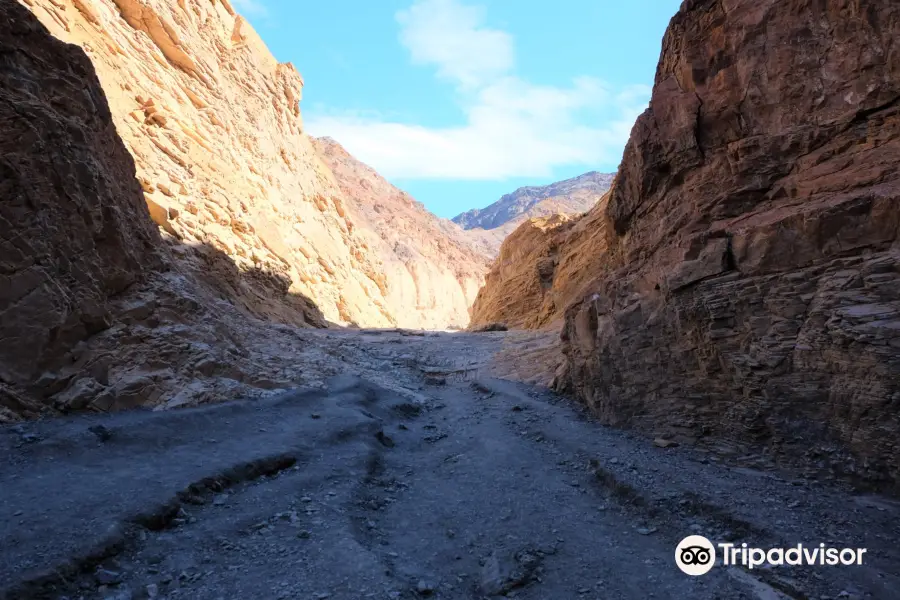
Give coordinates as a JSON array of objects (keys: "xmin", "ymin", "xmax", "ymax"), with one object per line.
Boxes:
[{"xmin": 1, "ymin": 330, "xmax": 897, "ymax": 600}]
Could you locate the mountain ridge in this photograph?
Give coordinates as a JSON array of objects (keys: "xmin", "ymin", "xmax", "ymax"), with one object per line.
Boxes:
[{"xmin": 452, "ymin": 171, "xmax": 615, "ymax": 232}]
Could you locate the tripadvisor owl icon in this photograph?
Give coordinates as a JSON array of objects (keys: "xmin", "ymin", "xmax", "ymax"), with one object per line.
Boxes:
[{"xmin": 676, "ymin": 535, "xmax": 716, "ymax": 576}]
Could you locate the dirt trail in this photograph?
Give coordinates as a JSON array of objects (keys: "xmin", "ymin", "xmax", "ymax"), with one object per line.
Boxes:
[{"xmin": 1, "ymin": 330, "xmax": 898, "ymax": 600}]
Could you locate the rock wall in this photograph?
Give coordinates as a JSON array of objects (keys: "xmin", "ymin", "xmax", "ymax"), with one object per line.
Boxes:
[
  {"xmin": 555, "ymin": 0, "xmax": 900, "ymax": 487},
  {"xmin": 313, "ymin": 138, "xmax": 490, "ymax": 329},
  {"xmin": 0, "ymin": 0, "xmax": 493, "ymax": 421},
  {"xmin": 0, "ymin": 0, "xmax": 165, "ymax": 417},
  {"xmin": 472, "ymin": 0, "xmax": 900, "ymax": 487},
  {"xmin": 18, "ymin": 0, "xmax": 454, "ymax": 328},
  {"xmin": 0, "ymin": 0, "xmax": 332, "ymax": 421},
  {"xmin": 469, "ymin": 193, "xmax": 618, "ymax": 330}
]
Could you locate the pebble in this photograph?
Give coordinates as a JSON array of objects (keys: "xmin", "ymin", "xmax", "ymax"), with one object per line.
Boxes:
[
  {"xmin": 89, "ymin": 425, "xmax": 113, "ymax": 442},
  {"xmin": 95, "ymin": 569, "xmax": 123, "ymax": 585},
  {"xmin": 416, "ymin": 580, "xmax": 436, "ymax": 596}
]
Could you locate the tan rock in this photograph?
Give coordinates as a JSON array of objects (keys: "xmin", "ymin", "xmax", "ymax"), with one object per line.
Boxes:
[
  {"xmin": 21, "ymin": 0, "xmax": 487, "ymax": 330},
  {"xmin": 1, "ymin": 0, "xmax": 500, "ymax": 420},
  {"xmin": 312, "ymin": 137, "xmax": 491, "ymax": 329},
  {"xmin": 470, "ymin": 193, "xmax": 615, "ymax": 330}
]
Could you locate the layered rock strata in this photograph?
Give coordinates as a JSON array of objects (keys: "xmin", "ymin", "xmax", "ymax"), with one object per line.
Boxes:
[{"xmin": 475, "ymin": 0, "xmax": 900, "ymax": 487}]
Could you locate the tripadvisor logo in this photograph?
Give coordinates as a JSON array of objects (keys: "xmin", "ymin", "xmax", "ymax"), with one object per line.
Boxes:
[
  {"xmin": 675, "ymin": 535, "xmax": 868, "ymax": 576},
  {"xmin": 676, "ymin": 535, "xmax": 716, "ymax": 576}
]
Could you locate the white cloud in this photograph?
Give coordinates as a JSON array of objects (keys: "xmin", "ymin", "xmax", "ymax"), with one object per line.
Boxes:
[
  {"xmin": 306, "ymin": 0, "xmax": 650, "ymax": 180},
  {"xmin": 231, "ymin": 0, "xmax": 268, "ymax": 17},
  {"xmin": 396, "ymin": 0, "xmax": 513, "ymax": 89}
]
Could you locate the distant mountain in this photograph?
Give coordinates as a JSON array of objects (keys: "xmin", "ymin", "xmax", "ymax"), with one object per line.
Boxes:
[{"xmin": 452, "ymin": 172, "xmax": 615, "ymax": 232}]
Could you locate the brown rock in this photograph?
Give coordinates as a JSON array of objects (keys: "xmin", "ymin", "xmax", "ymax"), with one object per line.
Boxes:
[
  {"xmin": 562, "ymin": 0, "xmax": 900, "ymax": 488},
  {"xmin": 470, "ymin": 195, "xmax": 615, "ymax": 330},
  {"xmin": 0, "ymin": 0, "xmax": 160, "ymax": 401},
  {"xmin": 478, "ymin": 0, "xmax": 900, "ymax": 487}
]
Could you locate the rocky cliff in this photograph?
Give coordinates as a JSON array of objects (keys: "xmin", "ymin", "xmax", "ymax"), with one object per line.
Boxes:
[
  {"xmin": 1, "ymin": 0, "xmax": 162, "ymax": 418},
  {"xmin": 1, "ymin": 0, "xmax": 336, "ymax": 420},
  {"xmin": 479, "ymin": 0, "xmax": 900, "ymax": 488},
  {"xmin": 453, "ymin": 171, "xmax": 614, "ymax": 255},
  {"xmin": 468, "ymin": 196, "xmax": 615, "ymax": 330},
  {"xmin": 0, "ymin": 0, "xmax": 494, "ymax": 421},
  {"xmin": 17, "ymin": 0, "xmax": 485, "ymax": 329},
  {"xmin": 313, "ymin": 137, "xmax": 491, "ymax": 329}
]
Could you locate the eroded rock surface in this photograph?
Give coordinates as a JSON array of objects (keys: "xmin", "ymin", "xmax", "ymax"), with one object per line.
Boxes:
[
  {"xmin": 547, "ymin": 0, "xmax": 900, "ymax": 487},
  {"xmin": 313, "ymin": 137, "xmax": 491, "ymax": 329},
  {"xmin": 19, "ymin": 0, "xmax": 488, "ymax": 330},
  {"xmin": 0, "ymin": 0, "xmax": 500, "ymax": 420},
  {"xmin": 469, "ymin": 194, "xmax": 617, "ymax": 330},
  {"xmin": 1, "ymin": 0, "xmax": 344, "ymax": 422},
  {"xmin": 0, "ymin": 0, "xmax": 162, "ymax": 419}
]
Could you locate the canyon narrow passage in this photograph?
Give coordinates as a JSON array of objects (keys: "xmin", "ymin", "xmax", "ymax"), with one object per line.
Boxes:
[{"xmin": 1, "ymin": 329, "xmax": 897, "ymax": 600}]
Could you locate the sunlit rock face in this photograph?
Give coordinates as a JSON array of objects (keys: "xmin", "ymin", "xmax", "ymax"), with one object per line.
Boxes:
[
  {"xmin": 312, "ymin": 137, "xmax": 491, "ymax": 330},
  {"xmin": 21, "ymin": 0, "xmax": 489, "ymax": 329},
  {"xmin": 1, "ymin": 0, "xmax": 494, "ymax": 421}
]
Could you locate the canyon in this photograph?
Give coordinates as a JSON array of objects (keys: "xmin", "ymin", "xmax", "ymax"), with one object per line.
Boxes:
[{"xmin": 1, "ymin": 0, "xmax": 899, "ymax": 598}]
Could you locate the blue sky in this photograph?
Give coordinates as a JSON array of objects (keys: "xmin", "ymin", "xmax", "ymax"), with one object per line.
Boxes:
[{"xmin": 234, "ymin": 0, "xmax": 682, "ymax": 218}]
